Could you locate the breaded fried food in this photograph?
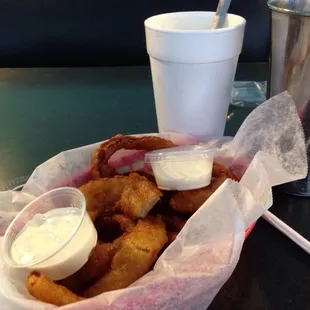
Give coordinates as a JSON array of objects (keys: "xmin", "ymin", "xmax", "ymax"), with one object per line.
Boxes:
[
  {"xmin": 212, "ymin": 162, "xmax": 239, "ymax": 181},
  {"xmin": 167, "ymin": 231, "xmax": 178, "ymax": 243},
  {"xmin": 95, "ymin": 214, "xmax": 136, "ymax": 243},
  {"xmin": 27, "ymin": 271, "xmax": 85, "ymax": 306},
  {"xmin": 123, "ymin": 171, "xmax": 157, "ymax": 184},
  {"xmin": 83, "ymin": 216, "xmax": 168, "ymax": 297},
  {"xmin": 112, "ymin": 214, "xmax": 136, "ymax": 233},
  {"xmin": 58, "ymin": 243, "xmax": 114, "ymax": 294},
  {"xmin": 79, "ymin": 175, "xmax": 127, "ymax": 220},
  {"xmin": 115, "ymin": 177, "xmax": 162, "ymax": 218},
  {"xmin": 170, "ymin": 174, "xmax": 229, "ymax": 214},
  {"xmin": 95, "ymin": 216, "xmax": 123, "ymax": 242},
  {"xmin": 79, "ymin": 173, "xmax": 162, "ymax": 221},
  {"xmin": 91, "ymin": 134, "xmax": 175, "ymax": 179},
  {"xmin": 169, "ymin": 162, "xmax": 239, "ymax": 215},
  {"xmin": 159, "ymin": 214, "xmax": 186, "ymax": 232}
]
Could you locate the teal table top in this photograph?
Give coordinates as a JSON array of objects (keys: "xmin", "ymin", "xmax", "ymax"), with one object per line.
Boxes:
[{"xmin": 0, "ymin": 63, "xmax": 267, "ymax": 188}]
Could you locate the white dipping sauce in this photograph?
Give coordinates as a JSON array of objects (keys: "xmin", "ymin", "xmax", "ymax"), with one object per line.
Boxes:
[
  {"xmin": 11, "ymin": 207, "xmax": 97, "ymax": 281},
  {"xmin": 146, "ymin": 145, "xmax": 216, "ymax": 191},
  {"xmin": 12, "ymin": 208, "xmax": 80, "ymax": 265},
  {"xmin": 152, "ymin": 158, "xmax": 213, "ymax": 191}
]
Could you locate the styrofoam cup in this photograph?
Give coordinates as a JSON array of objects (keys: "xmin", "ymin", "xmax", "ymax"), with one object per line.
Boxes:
[{"xmin": 144, "ymin": 11, "xmax": 246, "ymax": 138}]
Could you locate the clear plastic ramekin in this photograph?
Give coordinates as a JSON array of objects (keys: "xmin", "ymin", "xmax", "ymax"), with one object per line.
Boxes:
[
  {"xmin": 2, "ymin": 187, "xmax": 97, "ymax": 280},
  {"xmin": 145, "ymin": 145, "xmax": 217, "ymax": 190}
]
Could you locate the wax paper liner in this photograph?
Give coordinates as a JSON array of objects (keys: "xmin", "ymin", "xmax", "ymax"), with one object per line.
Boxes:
[{"xmin": 0, "ymin": 91, "xmax": 307, "ymax": 310}]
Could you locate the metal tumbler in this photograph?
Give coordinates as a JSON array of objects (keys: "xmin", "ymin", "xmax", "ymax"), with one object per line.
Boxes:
[{"xmin": 268, "ymin": 0, "xmax": 310, "ymax": 196}]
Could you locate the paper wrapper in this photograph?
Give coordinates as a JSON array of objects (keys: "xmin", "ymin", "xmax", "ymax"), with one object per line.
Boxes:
[{"xmin": 0, "ymin": 92, "xmax": 307, "ymax": 310}]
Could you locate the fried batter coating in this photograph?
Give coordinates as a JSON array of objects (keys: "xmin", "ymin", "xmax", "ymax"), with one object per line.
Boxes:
[
  {"xmin": 170, "ymin": 174, "xmax": 229, "ymax": 214},
  {"xmin": 27, "ymin": 271, "xmax": 85, "ymax": 306},
  {"xmin": 95, "ymin": 214, "xmax": 136, "ymax": 243},
  {"xmin": 112, "ymin": 214, "xmax": 136, "ymax": 233},
  {"xmin": 169, "ymin": 162, "xmax": 239, "ymax": 215},
  {"xmin": 122, "ymin": 171, "xmax": 156, "ymax": 184},
  {"xmin": 115, "ymin": 178, "xmax": 162, "ymax": 219},
  {"xmin": 95, "ymin": 216, "xmax": 123, "ymax": 242},
  {"xmin": 83, "ymin": 216, "xmax": 168, "ymax": 297},
  {"xmin": 159, "ymin": 214, "xmax": 186, "ymax": 232},
  {"xmin": 58, "ymin": 243, "xmax": 114, "ymax": 294},
  {"xmin": 79, "ymin": 173, "xmax": 162, "ymax": 221},
  {"xmin": 91, "ymin": 134, "xmax": 174, "ymax": 179},
  {"xmin": 79, "ymin": 175, "xmax": 127, "ymax": 220},
  {"xmin": 167, "ymin": 231, "xmax": 178, "ymax": 243},
  {"xmin": 212, "ymin": 162, "xmax": 239, "ymax": 180}
]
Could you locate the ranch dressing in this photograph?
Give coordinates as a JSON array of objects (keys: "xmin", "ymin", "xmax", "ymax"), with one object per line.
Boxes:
[
  {"xmin": 10, "ymin": 206, "xmax": 97, "ymax": 281},
  {"xmin": 11, "ymin": 207, "xmax": 81, "ymax": 265},
  {"xmin": 152, "ymin": 159, "xmax": 213, "ymax": 190},
  {"xmin": 145, "ymin": 145, "xmax": 216, "ymax": 191}
]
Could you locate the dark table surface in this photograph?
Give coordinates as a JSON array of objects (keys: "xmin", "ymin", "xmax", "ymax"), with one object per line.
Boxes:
[
  {"xmin": 210, "ymin": 190, "xmax": 310, "ymax": 310},
  {"xmin": 1, "ymin": 63, "xmax": 310, "ymax": 310}
]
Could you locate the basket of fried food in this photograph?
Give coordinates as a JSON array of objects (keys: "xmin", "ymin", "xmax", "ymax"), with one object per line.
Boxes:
[
  {"xmin": 23, "ymin": 133, "xmax": 251, "ymax": 308},
  {"xmin": 1, "ymin": 93, "xmax": 307, "ymax": 310}
]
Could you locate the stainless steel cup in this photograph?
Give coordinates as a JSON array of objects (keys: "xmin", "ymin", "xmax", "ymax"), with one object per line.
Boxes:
[{"xmin": 268, "ymin": 0, "xmax": 310, "ymax": 196}]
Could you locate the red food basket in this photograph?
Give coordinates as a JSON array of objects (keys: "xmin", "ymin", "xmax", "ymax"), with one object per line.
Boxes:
[{"xmin": 245, "ymin": 222, "xmax": 256, "ymax": 238}]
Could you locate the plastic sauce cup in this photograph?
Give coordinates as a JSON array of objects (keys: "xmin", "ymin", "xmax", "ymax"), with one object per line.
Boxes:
[
  {"xmin": 2, "ymin": 187, "xmax": 97, "ymax": 281},
  {"xmin": 145, "ymin": 145, "xmax": 217, "ymax": 191}
]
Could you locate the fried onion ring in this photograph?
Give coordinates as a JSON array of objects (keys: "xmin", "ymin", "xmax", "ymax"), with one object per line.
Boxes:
[
  {"xmin": 91, "ymin": 134, "xmax": 175, "ymax": 179},
  {"xmin": 59, "ymin": 215, "xmax": 136, "ymax": 294},
  {"xmin": 27, "ymin": 271, "xmax": 85, "ymax": 306},
  {"xmin": 169, "ymin": 161, "xmax": 239, "ymax": 215},
  {"xmin": 95, "ymin": 214, "xmax": 136, "ymax": 242},
  {"xmin": 83, "ymin": 216, "xmax": 168, "ymax": 297},
  {"xmin": 57, "ymin": 243, "xmax": 113, "ymax": 294}
]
